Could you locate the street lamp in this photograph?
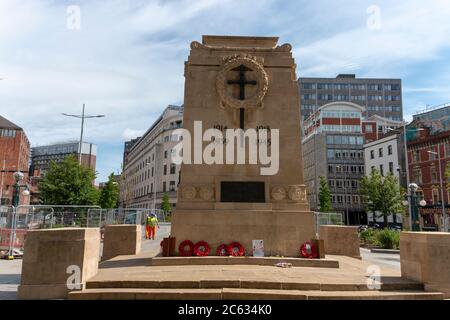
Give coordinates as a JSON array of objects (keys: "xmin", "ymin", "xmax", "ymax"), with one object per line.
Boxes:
[
  {"xmin": 408, "ymin": 183, "xmax": 425, "ymax": 231},
  {"xmin": 62, "ymin": 104, "xmax": 105, "ymax": 164},
  {"xmin": 387, "ymin": 125, "xmax": 425, "ymax": 230},
  {"xmin": 428, "ymin": 147, "xmax": 447, "ymax": 232},
  {"xmin": 8, "ymin": 171, "xmax": 30, "ymax": 259},
  {"xmin": 12, "ymin": 171, "xmax": 29, "ymax": 207}
]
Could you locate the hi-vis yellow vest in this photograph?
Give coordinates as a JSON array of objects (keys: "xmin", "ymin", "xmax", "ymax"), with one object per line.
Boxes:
[{"xmin": 147, "ymin": 216, "xmax": 158, "ymax": 227}]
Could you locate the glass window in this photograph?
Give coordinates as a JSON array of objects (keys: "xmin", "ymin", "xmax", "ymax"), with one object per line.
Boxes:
[
  {"xmin": 342, "ymin": 136, "xmax": 349, "ymax": 144},
  {"xmin": 388, "ymin": 145, "xmax": 393, "ymax": 155}
]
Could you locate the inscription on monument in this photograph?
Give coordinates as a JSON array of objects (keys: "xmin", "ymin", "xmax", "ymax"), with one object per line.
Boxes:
[{"xmin": 220, "ymin": 181, "xmax": 265, "ymax": 203}]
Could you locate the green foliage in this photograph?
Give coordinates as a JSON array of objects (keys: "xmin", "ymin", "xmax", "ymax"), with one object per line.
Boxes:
[
  {"xmin": 38, "ymin": 155, "xmax": 99, "ymax": 205},
  {"xmin": 99, "ymin": 173, "xmax": 120, "ymax": 209},
  {"xmin": 318, "ymin": 176, "xmax": 332, "ymax": 212},
  {"xmin": 361, "ymin": 169, "xmax": 404, "ymax": 227},
  {"xmin": 161, "ymin": 193, "xmax": 171, "ymax": 213},
  {"xmin": 359, "ymin": 228, "xmax": 400, "ymax": 249},
  {"xmin": 375, "ymin": 229, "xmax": 400, "ymax": 249},
  {"xmin": 359, "ymin": 228, "xmax": 377, "ymax": 244}
]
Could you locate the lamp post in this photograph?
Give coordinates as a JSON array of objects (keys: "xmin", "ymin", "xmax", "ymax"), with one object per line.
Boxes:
[
  {"xmin": 387, "ymin": 125, "xmax": 424, "ymax": 230},
  {"xmin": 407, "ymin": 183, "xmax": 426, "ymax": 231},
  {"xmin": 8, "ymin": 171, "xmax": 30, "ymax": 259},
  {"xmin": 428, "ymin": 146, "xmax": 447, "ymax": 232},
  {"xmin": 62, "ymin": 104, "xmax": 105, "ymax": 164}
]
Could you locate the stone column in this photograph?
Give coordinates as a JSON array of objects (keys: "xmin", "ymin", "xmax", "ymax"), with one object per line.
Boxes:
[
  {"xmin": 102, "ymin": 224, "xmax": 141, "ymax": 261},
  {"xmin": 18, "ymin": 228, "xmax": 100, "ymax": 300},
  {"xmin": 400, "ymin": 231, "xmax": 450, "ymax": 298},
  {"xmin": 319, "ymin": 225, "xmax": 361, "ymax": 259}
]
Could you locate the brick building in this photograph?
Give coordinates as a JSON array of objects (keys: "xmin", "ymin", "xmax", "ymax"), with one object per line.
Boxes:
[
  {"xmin": 0, "ymin": 115, "xmax": 31, "ymax": 206},
  {"xmin": 407, "ymin": 104, "xmax": 450, "ymax": 231}
]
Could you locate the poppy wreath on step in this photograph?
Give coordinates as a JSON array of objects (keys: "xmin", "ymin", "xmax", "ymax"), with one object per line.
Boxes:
[
  {"xmin": 179, "ymin": 240, "xmax": 194, "ymax": 256},
  {"xmin": 216, "ymin": 244, "xmax": 229, "ymax": 256},
  {"xmin": 227, "ymin": 242, "xmax": 245, "ymax": 257},
  {"xmin": 194, "ymin": 241, "xmax": 211, "ymax": 257},
  {"xmin": 300, "ymin": 241, "xmax": 318, "ymax": 259}
]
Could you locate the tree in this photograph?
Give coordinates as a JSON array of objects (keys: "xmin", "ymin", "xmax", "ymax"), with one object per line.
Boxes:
[
  {"xmin": 318, "ymin": 176, "xmax": 332, "ymax": 212},
  {"xmin": 99, "ymin": 173, "xmax": 119, "ymax": 209},
  {"xmin": 39, "ymin": 155, "xmax": 99, "ymax": 205},
  {"xmin": 161, "ymin": 193, "xmax": 171, "ymax": 213},
  {"xmin": 361, "ymin": 169, "xmax": 404, "ymax": 227},
  {"xmin": 360, "ymin": 169, "xmax": 383, "ymax": 223}
]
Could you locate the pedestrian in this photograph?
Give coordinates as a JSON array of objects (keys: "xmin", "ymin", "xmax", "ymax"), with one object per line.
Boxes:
[
  {"xmin": 147, "ymin": 213, "xmax": 159, "ymax": 240},
  {"xmin": 145, "ymin": 213, "xmax": 152, "ymax": 240}
]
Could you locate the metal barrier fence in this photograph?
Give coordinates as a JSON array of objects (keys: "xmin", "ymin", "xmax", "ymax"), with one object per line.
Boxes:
[
  {"xmin": 86, "ymin": 208, "xmax": 169, "ymax": 228},
  {"xmin": 0, "ymin": 205, "xmax": 170, "ymax": 258},
  {"xmin": 314, "ymin": 211, "xmax": 344, "ymax": 236}
]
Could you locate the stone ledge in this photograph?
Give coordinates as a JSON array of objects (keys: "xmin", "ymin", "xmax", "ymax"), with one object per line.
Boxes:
[
  {"xmin": 150, "ymin": 256, "xmax": 339, "ymax": 268},
  {"xmin": 68, "ymin": 288, "xmax": 444, "ymax": 300}
]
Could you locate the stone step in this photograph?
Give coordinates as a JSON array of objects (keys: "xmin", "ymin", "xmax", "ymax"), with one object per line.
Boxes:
[
  {"xmin": 86, "ymin": 279, "xmax": 424, "ymax": 292},
  {"xmin": 69, "ymin": 288, "xmax": 444, "ymax": 300},
  {"xmin": 150, "ymin": 256, "xmax": 339, "ymax": 268}
]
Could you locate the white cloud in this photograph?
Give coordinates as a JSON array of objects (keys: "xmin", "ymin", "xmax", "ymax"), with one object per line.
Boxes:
[
  {"xmin": 1, "ymin": 0, "xmax": 450, "ymax": 181},
  {"xmin": 122, "ymin": 128, "xmax": 146, "ymax": 141}
]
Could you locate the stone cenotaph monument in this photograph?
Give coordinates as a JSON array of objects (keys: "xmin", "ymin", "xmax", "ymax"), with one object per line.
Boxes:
[{"xmin": 170, "ymin": 35, "xmax": 315, "ymax": 257}]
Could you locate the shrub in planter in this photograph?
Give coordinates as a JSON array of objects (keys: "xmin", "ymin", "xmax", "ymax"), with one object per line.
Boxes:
[
  {"xmin": 376, "ymin": 229, "xmax": 400, "ymax": 249},
  {"xmin": 359, "ymin": 228, "xmax": 377, "ymax": 245}
]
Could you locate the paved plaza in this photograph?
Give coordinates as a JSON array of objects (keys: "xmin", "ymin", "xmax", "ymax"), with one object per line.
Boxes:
[
  {"xmin": 0, "ymin": 224, "xmax": 170, "ymax": 300},
  {"xmin": 0, "ymin": 224, "xmax": 403, "ymax": 300}
]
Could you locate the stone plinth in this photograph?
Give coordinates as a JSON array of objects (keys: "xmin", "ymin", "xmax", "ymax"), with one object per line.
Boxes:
[
  {"xmin": 172, "ymin": 210, "xmax": 315, "ymax": 257},
  {"xmin": 18, "ymin": 228, "xmax": 100, "ymax": 300},
  {"xmin": 319, "ymin": 225, "xmax": 360, "ymax": 259},
  {"xmin": 171, "ymin": 35, "xmax": 316, "ymax": 257},
  {"xmin": 400, "ymin": 232, "xmax": 450, "ymax": 298},
  {"xmin": 102, "ymin": 225, "xmax": 141, "ymax": 261}
]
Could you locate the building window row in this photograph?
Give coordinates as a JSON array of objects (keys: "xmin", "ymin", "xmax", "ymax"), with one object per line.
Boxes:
[
  {"xmin": 0, "ymin": 129, "xmax": 17, "ymax": 138},
  {"xmin": 328, "ymin": 179, "xmax": 360, "ymax": 189},
  {"xmin": 331, "ymin": 195, "xmax": 362, "ymax": 205},
  {"xmin": 322, "ymin": 111, "xmax": 360, "ymax": 119},
  {"xmin": 322, "ymin": 125, "xmax": 362, "ymax": 133},
  {"xmin": 301, "ymin": 83, "xmax": 399, "ymax": 91},
  {"xmin": 367, "ymin": 105, "xmax": 401, "ymax": 112},
  {"xmin": 327, "ymin": 149, "xmax": 364, "ymax": 159},
  {"xmin": 326, "ymin": 135, "xmax": 364, "ymax": 145},
  {"xmin": 328, "ymin": 164, "xmax": 365, "ymax": 174}
]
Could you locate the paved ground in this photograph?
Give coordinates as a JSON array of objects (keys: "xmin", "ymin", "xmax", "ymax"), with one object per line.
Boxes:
[
  {"xmin": 0, "ymin": 225, "xmax": 402, "ymax": 300},
  {"xmin": 0, "ymin": 259, "xmax": 21, "ymax": 300},
  {"xmin": 90, "ymin": 253, "xmax": 410, "ymax": 292},
  {"xmin": 0, "ymin": 224, "xmax": 170, "ymax": 300},
  {"xmin": 360, "ymin": 248, "xmax": 400, "ymax": 270}
]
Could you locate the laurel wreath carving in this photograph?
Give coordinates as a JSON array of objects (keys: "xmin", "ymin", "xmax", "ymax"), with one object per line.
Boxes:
[{"xmin": 216, "ymin": 54, "xmax": 269, "ymax": 110}]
